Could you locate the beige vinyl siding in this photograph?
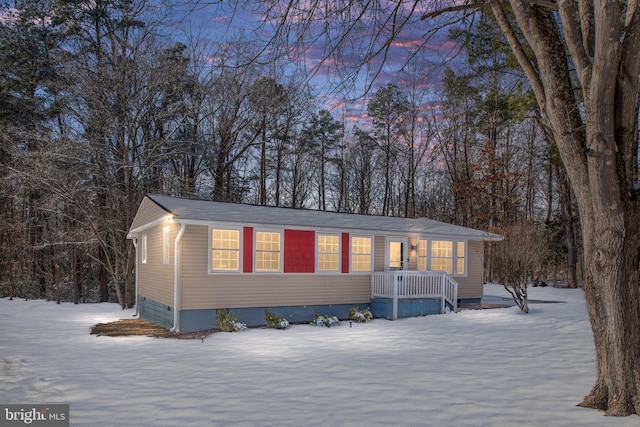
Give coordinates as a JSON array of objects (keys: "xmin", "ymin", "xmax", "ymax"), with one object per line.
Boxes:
[
  {"xmin": 373, "ymin": 235, "xmax": 385, "ymax": 271},
  {"xmin": 130, "ymin": 197, "xmax": 170, "ymax": 231},
  {"xmin": 454, "ymin": 240, "xmax": 484, "ymax": 300},
  {"xmin": 407, "ymin": 237, "xmax": 418, "ymax": 270},
  {"xmin": 179, "ymin": 225, "xmax": 370, "ymax": 310},
  {"xmin": 173, "ymin": 224, "xmax": 484, "ymax": 309},
  {"xmin": 182, "ymin": 274, "xmax": 371, "ymax": 310},
  {"xmin": 137, "ymin": 222, "xmax": 175, "ymax": 306}
]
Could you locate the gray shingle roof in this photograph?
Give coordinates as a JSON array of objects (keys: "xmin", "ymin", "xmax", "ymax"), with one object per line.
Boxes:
[{"xmin": 144, "ymin": 194, "xmax": 502, "ymax": 241}]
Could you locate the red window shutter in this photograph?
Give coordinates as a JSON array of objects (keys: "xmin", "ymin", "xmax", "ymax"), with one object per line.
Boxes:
[
  {"xmin": 284, "ymin": 229, "xmax": 315, "ymax": 273},
  {"xmin": 342, "ymin": 232, "xmax": 349, "ymax": 273},
  {"xmin": 243, "ymin": 227, "xmax": 253, "ymax": 272}
]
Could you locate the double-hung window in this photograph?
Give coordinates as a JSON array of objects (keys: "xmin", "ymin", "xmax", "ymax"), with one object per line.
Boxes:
[
  {"xmin": 255, "ymin": 231, "xmax": 280, "ymax": 272},
  {"xmin": 211, "ymin": 228, "xmax": 240, "ymax": 272},
  {"xmin": 417, "ymin": 239, "xmax": 427, "ymax": 271},
  {"xmin": 430, "ymin": 240, "xmax": 466, "ymax": 275},
  {"xmin": 351, "ymin": 236, "xmax": 372, "ymax": 272},
  {"xmin": 317, "ymin": 234, "xmax": 339, "ymax": 271},
  {"xmin": 456, "ymin": 241, "xmax": 466, "ymax": 275}
]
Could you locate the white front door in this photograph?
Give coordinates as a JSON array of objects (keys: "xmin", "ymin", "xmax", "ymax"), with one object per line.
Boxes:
[{"xmin": 388, "ymin": 239, "xmax": 405, "ymax": 270}]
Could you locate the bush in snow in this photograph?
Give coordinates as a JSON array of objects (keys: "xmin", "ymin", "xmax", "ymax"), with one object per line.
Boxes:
[
  {"xmin": 264, "ymin": 309, "xmax": 290, "ymax": 329},
  {"xmin": 310, "ymin": 312, "xmax": 340, "ymax": 327},
  {"xmin": 348, "ymin": 305, "xmax": 373, "ymax": 323},
  {"xmin": 216, "ymin": 309, "xmax": 247, "ymax": 332},
  {"xmin": 491, "ymin": 222, "xmax": 551, "ymax": 313}
]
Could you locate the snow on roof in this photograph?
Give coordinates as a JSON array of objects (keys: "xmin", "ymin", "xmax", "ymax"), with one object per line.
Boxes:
[{"xmin": 143, "ymin": 193, "xmax": 502, "ymax": 240}]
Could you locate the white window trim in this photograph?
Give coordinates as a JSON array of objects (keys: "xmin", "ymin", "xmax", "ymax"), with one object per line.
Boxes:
[
  {"xmin": 350, "ymin": 235, "xmax": 373, "ymax": 273},
  {"xmin": 455, "ymin": 241, "xmax": 467, "ymax": 276},
  {"xmin": 316, "ymin": 233, "xmax": 341, "ymax": 273},
  {"xmin": 386, "ymin": 235, "xmax": 407, "ymax": 271},
  {"xmin": 254, "ymin": 228, "xmax": 283, "ymax": 273},
  {"xmin": 208, "ymin": 226, "xmax": 243, "ymax": 274}
]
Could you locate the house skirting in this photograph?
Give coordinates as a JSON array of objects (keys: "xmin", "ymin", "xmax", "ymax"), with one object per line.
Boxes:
[
  {"xmin": 138, "ymin": 296, "xmax": 174, "ymax": 330},
  {"xmin": 371, "ymin": 297, "xmax": 480, "ymax": 319},
  {"xmin": 139, "ymin": 295, "xmax": 482, "ymax": 333},
  {"xmin": 138, "ymin": 296, "xmax": 369, "ymax": 333},
  {"xmin": 180, "ymin": 303, "xmax": 369, "ymax": 333},
  {"xmin": 371, "ymin": 297, "xmax": 444, "ymax": 319}
]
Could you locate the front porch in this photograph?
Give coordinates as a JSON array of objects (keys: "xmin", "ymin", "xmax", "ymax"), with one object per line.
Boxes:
[{"xmin": 371, "ymin": 271, "xmax": 458, "ymax": 319}]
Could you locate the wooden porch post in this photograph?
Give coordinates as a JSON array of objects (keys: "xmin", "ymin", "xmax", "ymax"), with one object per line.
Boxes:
[
  {"xmin": 440, "ymin": 273, "xmax": 446, "ymax": 314},
  {"xmin": 393, "ymin": 271, "xmax": 398, "ymax": 320}
]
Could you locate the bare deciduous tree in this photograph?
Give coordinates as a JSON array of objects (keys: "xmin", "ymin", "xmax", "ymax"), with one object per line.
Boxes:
[{"xmin": 492, "ymin": 223, "xmax": 550, "ymax": 313}]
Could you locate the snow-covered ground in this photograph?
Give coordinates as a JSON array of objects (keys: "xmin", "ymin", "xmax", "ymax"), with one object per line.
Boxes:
[{"xmin": 1, "ymin": 284, "xmax": 638, "ymax": 427}]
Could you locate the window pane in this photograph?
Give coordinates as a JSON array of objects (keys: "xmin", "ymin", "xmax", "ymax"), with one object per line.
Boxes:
[
  {"xmin": 432, "ymin": 258, "xmax": 453, "ymax": 274},
  {"xmin": 418, "ymin": 240, "xmax": 427, "ymax": 257},
  {"xmin": 256, "ymin": 251, "xmax": 279, "ymax": 271},
  {"xmin": 456, "ymin": 242, "xmax": 465, "ymax": 275},
  {"xmin": 256, "ymin": 232, "xmax": 280, "ymax": 251},
  {"xmin": 211, "ymin": 229, "xmax": 239, "ymax": 271},
  {"xmin": 431, "ymin": 240, "xmax": 452, "ymax": 257},
  {"xmin": 318, "ymin": 235, "xmax": 339, "ymax": 253},
  {"xmin": 318, "ymin": 254, "xmax": 339, "ymax": 271},
  {"xmin": 352, "ymin": 237, "xmax": 371, "ymax": 254},
  {"xmin": 389, "ymin": 241, "xmax": 402, "ymax": 269},
  {"xmin": 141, "ymin": 234, "xmax": 147, "ymax": 264},
  {"xmin": 431, "ymin": 240, "xmax": 453, "ymax": 274},
  {"xmin": 213, "ymin": 230, "xmax": 239, "ymax": 250},
  {"xmin": 212, "ymin": 250, "xmax": 239, "ymax": 270},
  {"xmin": 417, "ymin": 239, "xmax": 427, "ymax": 271},
  {"xmin": 352, "ymin": 255, "xmax": 371, "ymax": 271}
]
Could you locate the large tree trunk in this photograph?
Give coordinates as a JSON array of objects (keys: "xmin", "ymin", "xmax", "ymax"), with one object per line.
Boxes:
[
  {"xmin": 490, "ymin": 0, "xmax": 640, "ymax": 415},
  {"xmin": 576, "ymin": 0, "xmax": 640, "ymax": 414},
  {"xmin": 554, "ymin": 163, "xmax": 578, "ymax": 288},
  {"xmin": 579, "ymin": 213, "xmax": 640, "ymax": 415}
]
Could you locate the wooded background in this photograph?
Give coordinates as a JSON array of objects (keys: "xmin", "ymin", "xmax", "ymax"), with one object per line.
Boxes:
[{"xmin": 0, "ymin": 0, "xmax": 579, "ymax": 307}]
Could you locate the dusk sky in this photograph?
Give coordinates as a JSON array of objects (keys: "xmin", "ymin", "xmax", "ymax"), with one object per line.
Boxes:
[{"xmin": 170, "ymin": 1, "xmax": 464, "ymax": 126}]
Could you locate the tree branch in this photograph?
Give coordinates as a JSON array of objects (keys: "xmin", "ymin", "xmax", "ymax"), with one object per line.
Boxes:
[
  {"xmin": 528, "ymin": 0, "xmax": 558, "ymax": 10},
  {"xmin": 421, "ymin": 3, "xmax": 486, "ymax": 21},
  {"xmin": 488, "ymin": 2, "xmax": 547, "ymax": 113},
  {"xmin": 557, "ymin": 0, "xmax": 592, "ymax": 89}
]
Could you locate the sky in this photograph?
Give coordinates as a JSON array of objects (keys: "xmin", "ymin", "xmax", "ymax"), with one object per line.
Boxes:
[
  {"xmin": 169, "ymin": 1, "xmax": 463, "ymax": 125},
  {"xmin": 1, "ymin": 1, "xmax": 464, "ymax": 127},
  {"xmin": 2, "ymin": 284, "xmax": 639, "ymax": 426}
]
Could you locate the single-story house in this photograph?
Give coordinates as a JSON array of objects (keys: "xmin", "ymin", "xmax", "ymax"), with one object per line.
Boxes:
[{"xmin": 127, "ymin": 194, "xmax": 502, "ymax": 333}]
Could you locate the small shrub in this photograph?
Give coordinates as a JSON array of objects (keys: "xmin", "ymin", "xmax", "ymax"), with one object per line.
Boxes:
[
  {"xmin": 348, "ymin": 305, "xmax": 373, "ymax": 323},
  {"xmin": 216, "ymin": 309, "xmax": 247, "ymax": 332},
  {"xmin": 492, "ymin": 223, "xmax": 551, "ymax": 313},
  {"xmin": 310, "ymin": 312, "xmax": 340, "ymax": 327},
  {"xmin": 264, "ymin": 309, "xmax": 290, "ymax": 329}
]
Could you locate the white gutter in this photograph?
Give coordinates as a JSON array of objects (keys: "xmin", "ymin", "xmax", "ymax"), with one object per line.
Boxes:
[
  {"xmin": 171, "ymin": 223, "xmax": 186, "ymax": 332},
  {"xmin": 132, "ymin": 238, "xmax": 139, "ymax": 317}
]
